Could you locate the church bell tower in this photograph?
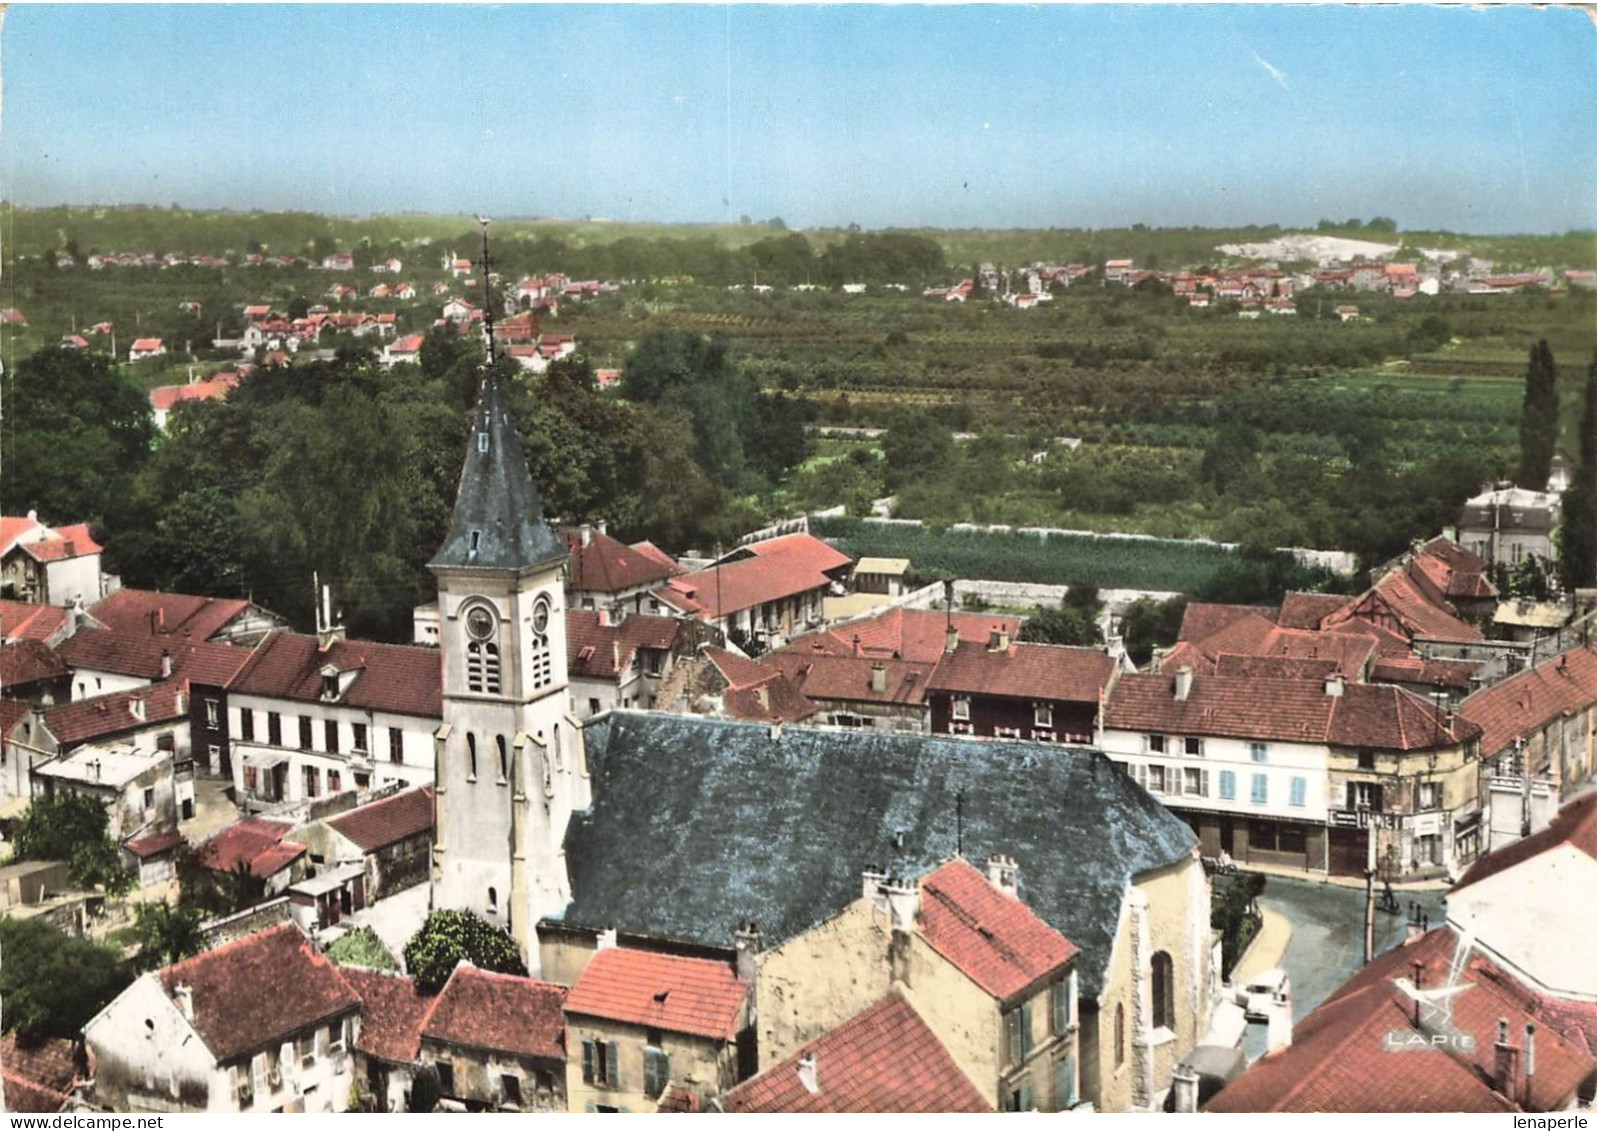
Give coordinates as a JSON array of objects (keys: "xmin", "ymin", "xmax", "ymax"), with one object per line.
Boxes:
[{"xmin": 428, "ymin": 219, "xmax": 588, "ymax": 973}]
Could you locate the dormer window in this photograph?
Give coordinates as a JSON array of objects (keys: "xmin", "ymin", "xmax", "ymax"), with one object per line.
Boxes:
[
  {"xmin": 952, "ymin": 697, "xmax": 971, "ymax": 722},
  {"xmin": 321, "ymin": 673, "xmax": 339, "ymax": 701},
  {"xmin": 478, "ymin": 431, "xmax": 489, "ymax": 454},
  {"xmin": 1034, "ymin": 703, "xmax": 1053, "ymax": 729}
]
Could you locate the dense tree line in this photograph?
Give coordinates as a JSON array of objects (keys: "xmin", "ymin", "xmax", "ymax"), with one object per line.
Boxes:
[{"xmin": 10, "ymin": 334, "xmax": 812, "ymax": 642}]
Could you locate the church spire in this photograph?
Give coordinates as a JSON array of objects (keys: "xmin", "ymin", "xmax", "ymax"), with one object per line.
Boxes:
[{"xmin": 429, "ymin": 218, "xmax": 567, "ymax": 573}]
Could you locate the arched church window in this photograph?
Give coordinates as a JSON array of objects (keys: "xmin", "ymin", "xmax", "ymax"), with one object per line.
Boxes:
[
  {"xmin": 496, "ymin": 735, "xmax": 509, "ymax": 781},
  {"xmin": 467, "ymin": 733, "xmax": 478, "ymax": 780},
  {"xmin": 464, "ymin": 602, "xmax": 500, "ymax": 694},
  {"xmin": 530, "ymin": 596, "xmax": 554, "ymax": 690}
]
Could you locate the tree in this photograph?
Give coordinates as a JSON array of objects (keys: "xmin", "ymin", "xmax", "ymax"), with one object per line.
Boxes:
[
  {"xmin": 1118, "ymin": 595, "xmax": 1189, "ymax": 668},
  {"xmin": 1558, "ymin": 353, "xmax": 1597, "ymax": 591},
  {"xmin": 1518, "ymin": 339, "xmax": 1559, "ymax": 490},
  {"xmin": 1200, "ymin": 423, "xmax": 1261, "ymax": 494},
  {"xmin": 402, "ymin": 909, "xmax": 526, "ymax": 994},
  {"xmin": 1, "ymin": 347, "xmax": 154, "ymax": 529},
  {"xmin": 1021, "ymin": 588, "xmax": 1103, "ymax": 647},
  {"xmin": 0, "ymin": 917, "xmax": 132, "ymax": 1041},
  {"xmin": 408, "ymin": 1063, "xmax": 441, "ymax": 1113},
  {"xmin": 131, "ymin": 901, "xmax": 205, "ymax": 971},
  {"xmin": 11, "ymin": 790, "xmax": 133, "ymax": 894},
  {"xmin": 880, "ymin": 410, "xmax": 956, "ymax": 494}
]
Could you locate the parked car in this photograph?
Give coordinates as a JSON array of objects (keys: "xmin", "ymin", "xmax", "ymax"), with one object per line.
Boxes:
[{"xmin": 1235, "ymin": 967, "xmax": 1291, "ymax": 1021}]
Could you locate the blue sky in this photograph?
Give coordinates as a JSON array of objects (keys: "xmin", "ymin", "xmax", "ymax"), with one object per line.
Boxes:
[{"xmin": 3, "ymin": 4, "xmax": 1593, "ymax": 234}]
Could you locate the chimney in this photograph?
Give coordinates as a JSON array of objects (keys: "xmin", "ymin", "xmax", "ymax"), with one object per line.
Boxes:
[
  {"xmin": 734, "ymin": 920, "xmax": 762, "ymax": 986},
  {"xmin": 1174, "ymin": 665, "xmax": 1194, "ymax": 702},
  {"xmin": 1170, "ymin": 1063, "xmax": 1200, "ymax": 1113},
  {"xmin": 989, "ymin": 624, "xmax": 1010, "ymax": 652},
  {"xmin": 796, "ymin": 1054, "xmax": 820, "ymax": 1096},
  {"xmin": 985, "ymin": 854, "xmax": 1019, "ymax": 898},
  {"xmin": 160, "ymin": 649, "xmax": 173, "ymax": 679},
  {"xmin": 1524, "ymin": 1023, "xmax": 1536, "ymax": 1105},
  {"xmin": 944, "ymin": 624, "xmax": 959, "ymax": 654},
  {"xmin": 596, "ymin": 519, "xmax": 607, "ymax": 537},
  {"xmin": 861, "ymin": 867, "xmax": 887, "ymax": 903},
  {"xmin": 1325, "ymin": 671, "xmax": 1345, "ymax": 698},
  {"xmin": 755, "ymin": 685, "xmax": 770, "ymax": 711},
  {"xmin": 1495, "ymin": 1018, "xmax": 1524, "ymax": 1100},
  {"xmin": 613, "ymin": 641, "xmax": 621, "ymax": 671},
  {"xmin": 882, "ymin": 877, "xmax": 920, "ymax": 934},
  {"xmin": 173, "ymin": 983, "xmax": 193, "ymax": 1021},
  {"xmin": 852, "ymin": 634, "xmax": 862, "ymax": 657},
  {"xmin": 870, "ymin": 662, "xmax": 887, "ymax": 694},
  {"xmin": 597, "ymin": 606, "xmax": 610, "ymax": 628},
  {"xmin": 580, "ymin": 523, "xmax": 593, "ymax": 547}
]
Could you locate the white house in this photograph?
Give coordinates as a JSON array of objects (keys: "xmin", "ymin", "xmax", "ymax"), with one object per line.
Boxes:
[
  {"xmin": 84, "ymin": 924, "xmax": 361, "ymax": 1114},
  {"xmin": 31, "ymin": 740, "xmax": 178, "ymax": 843},
  {"xmin": 227, "ymin": 631, "xmax": 440, "ymax": 811},
  {"xmin": 1, "ymin": 512, "xmax": 106, "ymax": 607}
]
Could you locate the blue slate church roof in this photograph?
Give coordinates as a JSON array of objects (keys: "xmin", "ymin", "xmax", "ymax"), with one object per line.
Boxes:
[{"xmin": 558, "ymin": 712, "xmax": 1197, "ymax": 999}]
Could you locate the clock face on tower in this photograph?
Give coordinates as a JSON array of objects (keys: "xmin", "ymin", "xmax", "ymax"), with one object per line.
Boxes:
[
  {"xmin": 465, "ymin": 605, "xmax": 496, "ymax": 642},
  {"xmin": 531, "ymin": 597, "xmax": 551, "ymax": 635}
]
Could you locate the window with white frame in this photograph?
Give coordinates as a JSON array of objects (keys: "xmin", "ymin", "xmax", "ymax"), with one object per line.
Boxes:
[
  {"xmin": 1183, "ymin": 766, "xmax": 1208, "ymax": 797},
  {"xmin": 1147, "ymin": 734, "xmax": 1166, "ymax": 754},
  {"xmin": 1184, "ymin": 735, "xmax": 1203, "ymax": 757},
  {"xmin": 1249, "ymin": 742, "xmax": 1269, "ymax": 763},
  {"xmin": 1034, "ymin": 702, "xmax": 1054, "ymax": 729},
  {"xmin": 1418, "ymin": 781, "xmax": 1442, "ymax": 810},
  {"xmin": 1250, "ymin": 773, "xmax": 1268, "ymax": 805},
  {"xmin": 952, "ymin": 697, "xmax": 971, "ymax": 722}
]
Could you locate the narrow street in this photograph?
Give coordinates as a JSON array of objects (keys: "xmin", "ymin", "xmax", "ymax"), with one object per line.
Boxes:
[{"xmin": 1240, "ymin": 874, "xmax": 1448, "ymax": 1060}]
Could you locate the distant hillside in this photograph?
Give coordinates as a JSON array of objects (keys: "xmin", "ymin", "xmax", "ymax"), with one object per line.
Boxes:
[{"xmin": 4, "ymin": 204, "xmax": 1591, "ymax": 272}]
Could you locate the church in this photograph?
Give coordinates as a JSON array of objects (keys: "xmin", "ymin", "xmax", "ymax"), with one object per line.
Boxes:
[{"xmin": 425, "ymin": 228, "xmax": 1214, "ymax": 1110}]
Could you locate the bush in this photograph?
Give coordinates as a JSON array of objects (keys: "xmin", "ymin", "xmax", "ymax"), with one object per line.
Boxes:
[
  {"xmin": 402, "ymin": 909, "xmax": 526, "ymax": 994},
  {"xmin": 326, "ymin": 926, "xmax": 398, "ymax": 971}
]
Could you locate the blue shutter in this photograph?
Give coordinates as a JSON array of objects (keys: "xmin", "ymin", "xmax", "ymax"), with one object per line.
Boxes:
[
  {"xmin": 1051, "ymin": 981, "xmax": 1069, "ymax": 1034},
  {"xmin": 1219, "ymin": 770, "xmax": 1235, "ymax": 800},
  {"xmin": 1290, "ymin": 776, "xmax": 1307, "ymax": 807},
  {"xmin": 582, "ymin": 1039, "xmax": 595, "ymax": 1085},
  {"xmin": 1056, "ymin": 1050, "xmax": 1078, "ymax": 1109},
  {"xmin": 605, "ymin": 1041, "xmax": 620, "ymax": 1090},
  {"xmin": 1020, "ymin": 999, "xmax": 1034, "ymax": 1059},
  {"xmin": 1251, "ymin": 773, "xmax": 1268, "ymax": 804}
]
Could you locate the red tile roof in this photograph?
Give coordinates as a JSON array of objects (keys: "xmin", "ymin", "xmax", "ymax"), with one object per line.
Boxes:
[
  {"xmin": 657, "ymin": 1084, "xmax": 703, "ymax": 1112},
  {"xmin": 722, "ymin": 673, "xmax": 820, "ymax": 724},
  {"xmin": 927, "ymin": 639, "xmax": 1115, "ymax": 705},
  {"xmin": 917, "ymin": 858, "xmax": 1078, "ymax": 1001},
  {"xmin": 156, "ymin": 924, "xmax": 361, "ymax": 1063},
  {"xmin": 565, "ymin": 529, "xmax": 680, "ymax": 594},
  {"xmin": 40, "ymin": 681, "xmax": 189, "ymax": 747},
  {"xmin": 56, "ymin": 628, "xmax": 252, "ymax": 686},
  {"xmin": 340, "ymin": 968, "xmax": 433, "ymax": 1064},
  {"xmin": 1412, "ymin": 537, "xmax": 1497, "ymax": 601},
  {"xmin": 1274, "ymin": 592, "xmax": 1355, "ymax": 630},
  {"xmin": 421, "ymin": 966, "xmax": 566, "ymax": 1062},
  {"xmin": 89, "ymin": 589, "xmax": 253, "ymax": 642},
  {"xmin": 1458, "ymin": 646, "xmax": 1597, "ymax": 759},
  {"xmin": 124, "ymin": 828, "xmax": 186, "ymax": 858},
  {"xmin": 761, "ymin": 652, "xmax": 936, "ymax": 707},
  {"xmin": 566, "ymin": 612, "xmax": 681, "ymax": 679},
  {"xmin": 660, "ymin": 534, "xmax": 851, "ymax": 620},
  {"xmin": 1451, "ymin": 791, "xmax": 1597, "ymax": 896},
  {"xmin": 1208, "ymin": 928, "xmax": 1597, "ymax": 1112},
  {"xmin": 1178, "ymin": 602, "xmax": 1276, "ymax": 642},
  {"xmin": 149, "ymin": 378, "xmax": 235, "ymax": 413},
  {"xmin": 627, "ymin": 541, "xmax": 679, "ymax": 573},
  {"xmin": 1, "ymin": 639, "xmax": 70, "ymax": 687},
  {"xmin": 1326, "ymin": 570, "xmax": 1484, "ymax": 645},
  {"xmin": 563, "ymin": 948, "xmax": 747, "ymax": 1041},
  {"xmin": 795, "ymin": 608, "xmax": 1021, "ymax": 664},
  {"xmin": 326, "ymin": 786, "xmax": 435, "ymax": 852},
  {"xmin": 1, "ymin": 1033, "xmax": 80, "ymax": 1113},
  {"xmin": 702, "ymin": 646, "xmax": 767, "ymax": 689},
  {"xmin": 1369, "ymin": 654, "xmax": 1483, "ymax": 693},
  {"xmin": 0, "ymin": 600, "xmax": 71, "ymax": 644},
  {"xmin": 229, "ymin": 631, "xmax": 440, "ymax": 718},
  {"xmin": 20, "ymin": 523, "xmax": 101, "ymax": 562},
  {"xmin": 1103, "ymin": 672, "xmax": 1477, "ymax": 751},
  {"xmin": 721, "ymin": 993, "xmax": 989, "ymax": 1113},
  {"xmin": 199, "ymin": 817, "xmax": 306, "ymax": 879}
]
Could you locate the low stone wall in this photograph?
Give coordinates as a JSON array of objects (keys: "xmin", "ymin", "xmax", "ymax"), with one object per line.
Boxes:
[{"xmin": 201, "ymin": 896, "xmax": 291, "ymax": 949}]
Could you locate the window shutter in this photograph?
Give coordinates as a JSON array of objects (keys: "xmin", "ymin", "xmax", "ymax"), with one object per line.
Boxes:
[
  {"xmin": 644, "ymin": 1048, "xmax": 670, "ymax": 1099},
  {"xmin": 1057, "ymin": 1050, "xmax": 1078, "ymax": 1108},
  {"xmin": 1020, "ymin": 1000, "xmax": 1034, "ymax": 1059},
  {"xmin": 1017, "ymin": 1081, "xmax": 1034, "ymax": 1112},
  {"xmin": 1052, "ymin": 982, "xmax": 1068, "ymax": 1034},
  {"xmin": 605, "ymin": 1041, "xmax": 620, "ymax": 1090},
  {"xmin": 1200, "ymin": 770, "xmax": 1211, "ymax": 797},
  {"xmin": 582, "ymin": 1039, "xmax": 595, "ymax": 1085}
]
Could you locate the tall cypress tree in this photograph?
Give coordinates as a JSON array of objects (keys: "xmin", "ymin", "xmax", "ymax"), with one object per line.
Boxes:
[
  {"xmin": 1557, "ymin": 351, "xmax": 1597, "ymax": 592},
  {"xmin": 1517, "ymin": 339, "xmax": 1559, "ymax": 489}
]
